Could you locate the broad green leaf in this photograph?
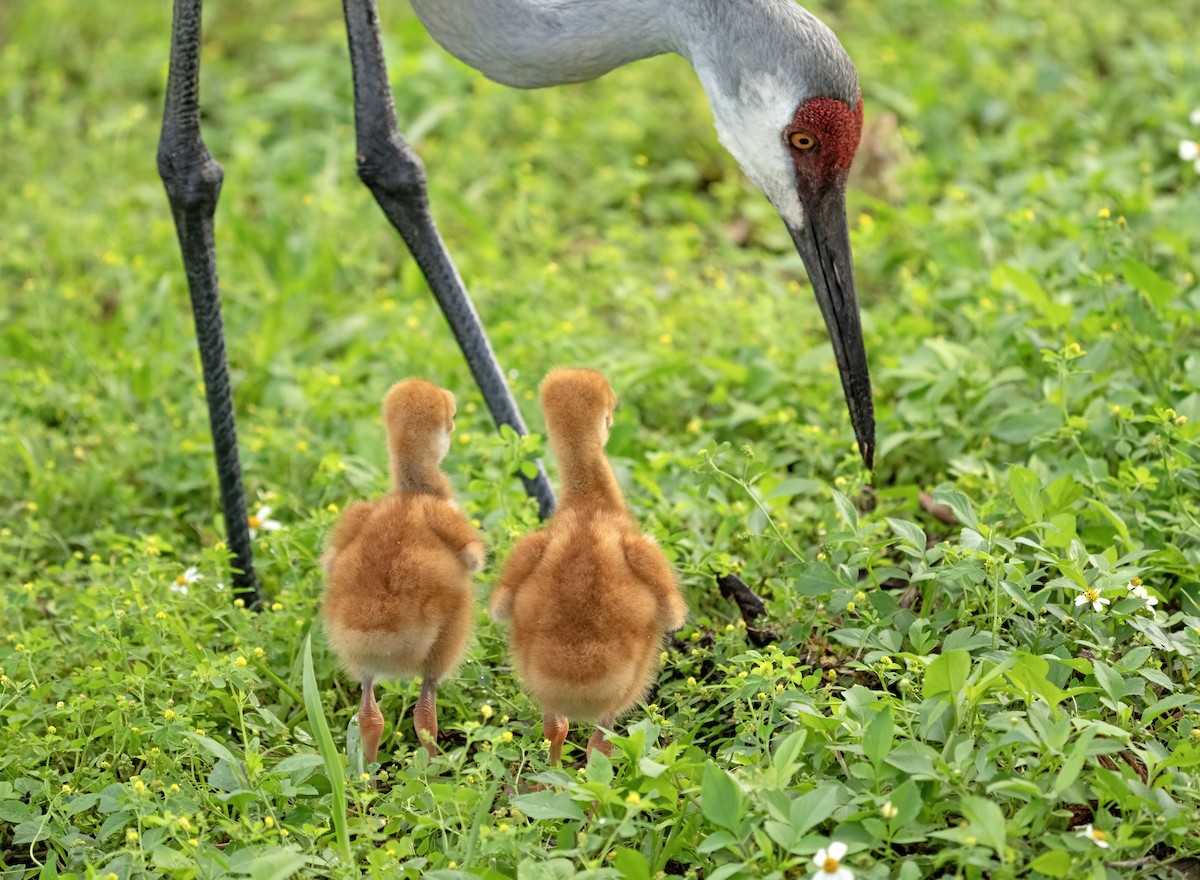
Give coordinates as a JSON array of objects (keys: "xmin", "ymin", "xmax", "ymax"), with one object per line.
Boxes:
[
  {"xmin": 516, "ymin": 859, "xmax": 578, "ymax": 880},
  {"xmin": 1091, "ymin": 660, "xmax": 1125, "ymax": 707},
  {"xmin": 1141, "ymin": 694, "xmax": 1199, "ymax": 726},
  {"xmin": 248, "ymin": 848, "xmax": 308, "ymax": 880},
  {"xmin": 511, "ymin": 791, "xmax": 586, "ymax": 821},
  {"xmin": 1007, "ymin": 465, "xmax": 1044, "ymax": 524},
  {"xmin": 611, "ymin": 847, "xmax": 651, "ymax": 880},
  {"xmin": 789, "ymin": 784, "xmax": 842, "ymax": 837},
  {"xmin": 862, "ymin": 708, "xmax": 894, "ymax": 770},
  {"xmin": 887, "ymin": 780, "xmax": 923, "ymax": 825},
  {"xmin": 793, "ymin": 561, "xmax": 844, "ymax": 596},
  {"xmin": 0, "ymin": 801, "xmax": 35, "ymax": 823},
  {"xmin": 1004, "ymin": 653, "xmax": 1068, "ymax": 711},
  {"xmin": 960, "ymin": 795, "xmax": 1006, "ymax": 854},
  {"xmin": 931, "ymin": 487, "xmax": 978, "ymax": 529},
  {"xmin": 1029, "ymin": 850, "xmax": 1073, "ymax": 877},
  {"xmin": 698, "ymin": 831, "xmax": 741, "ymax": 854},
  {"xmin": 1052, "ymin": 727, "xmax": 1097, "ymax": 796},
  {"xmin": 700, "ymin": 764, "xmax": 743, "ymax": 833},
  {"xmin": 992, "ymin": 263, "xmax": 1071, "ymax": 326},
  {"xmin": 923, "ymin": 650, "xmax": 971, "ymax": 699},
  {"xmin": 272, "ymin": 754, "xmax": 326, "ymax": 776},
  {"xmin": 771, "ymin": 729, "xmax": 807, "ymax": 782},
  {"xmin": 886, "ymin": 517, "xmax": 927, "ymax": 550},
  {"xmin": 1044, "ymin": 513, "xmax": 1077, "ymax": 549},
  {"xmin": 830, "ymin": 489, "xmax": 858, "ymax": 530},
  {"xmin": 183, "ymin": 732, "xmax": 241, "ymax": 770},
  {"xmin": 1122, "ymin": 259, "xmax": 1174, "ymax": 308}
]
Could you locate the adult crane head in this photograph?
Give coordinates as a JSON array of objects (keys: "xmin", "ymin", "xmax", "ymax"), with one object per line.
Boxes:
[{"xmin": 690, "ymin": 3, "xmax": 873, "ymax": 468}]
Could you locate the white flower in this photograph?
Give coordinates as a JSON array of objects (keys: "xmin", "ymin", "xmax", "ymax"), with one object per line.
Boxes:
[
  {"xmin": 812, "ymin": 841, "xmax": 852, "ymax": 880},
  {"xmin": 1075, "ymin": 823, "xmax": 1111, "ymax": 849},
  {"xmin": 1190, "ymin": 108, "xmax": 1200, "ymax": 126},
  {"xmin": 248, "ymin": 506, "xmax": 282, "ymax": 539},
  {"xmin": 880, "ymin": 801, "xmax": 898, "ymax": 820},
  {"xmin": 170, "ymin": 565, "xmax": 202, "ymax": 595},
  {"xmin": 1180, "ymin": 140, "xmax": 1199, "ymax": 162},
  {"xmin": 1127, "ymin": 582, "xmax": 1158, "ymax": 607},
  {"xmin": 1074, "ymin": 589, "xmax": 1110, "ymax": 613}
]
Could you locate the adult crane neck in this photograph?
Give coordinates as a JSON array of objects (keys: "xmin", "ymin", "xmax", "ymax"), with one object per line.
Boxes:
[{"xmin": 409, "ymin": 0, "xmax": 851, "ymax": 93}]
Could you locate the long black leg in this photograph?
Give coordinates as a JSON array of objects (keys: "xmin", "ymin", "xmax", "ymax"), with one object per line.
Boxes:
[
  {"xmin": 342, "ymin": 0, "xmax": 556, "ymax": 519},
  {"xmin": 158, "ymin": 0, "xmax": 261, "ymax": 605}
]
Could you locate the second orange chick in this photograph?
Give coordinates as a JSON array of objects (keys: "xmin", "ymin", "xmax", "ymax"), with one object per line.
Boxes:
[
  {"xmin": 321, "ymin": 378, "xmax": 484, "ymax": 763},
  {"xmin": 490, "ymin": 368, "xmax": 687, "ymax": 765}
]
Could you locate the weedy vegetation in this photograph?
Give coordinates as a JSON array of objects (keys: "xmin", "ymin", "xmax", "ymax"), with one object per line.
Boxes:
[{"xmin": 1, "ymin": 0, "xmax": 1199, "ymax": 878}]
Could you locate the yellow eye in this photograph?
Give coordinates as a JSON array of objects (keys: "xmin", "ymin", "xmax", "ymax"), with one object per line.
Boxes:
[{"xmin": 789, "ymin": 132, "xmax": 816, "ymax": 151}]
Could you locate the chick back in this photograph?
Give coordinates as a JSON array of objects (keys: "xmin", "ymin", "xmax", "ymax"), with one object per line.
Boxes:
[
  {"xmin": 509, "ymin": 509, "xmax": 664, "ymax": 720},
  {"xmin": 322, "ymin": 494, "xmax": 475, "ymax": 681}
]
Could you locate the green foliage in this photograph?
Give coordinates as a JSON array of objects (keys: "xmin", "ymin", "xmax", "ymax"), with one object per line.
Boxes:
[{"xmin": 2, "ymin": 0, "xmax": 1200, "ymax": 877}]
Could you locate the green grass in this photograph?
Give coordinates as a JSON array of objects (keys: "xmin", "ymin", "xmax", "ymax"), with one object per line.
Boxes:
[{"xmin": 2, "ymin": 0, "xmax": 1200, "ymax": 877}]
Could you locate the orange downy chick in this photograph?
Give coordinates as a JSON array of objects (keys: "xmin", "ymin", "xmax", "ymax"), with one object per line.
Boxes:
[
  {"xmin": 490, "ymin": 368, "xmax": 686, "ymax": 765},
  {"xmin": 321, "ymin": 378, "xmax": 484, "ymax": 764}
]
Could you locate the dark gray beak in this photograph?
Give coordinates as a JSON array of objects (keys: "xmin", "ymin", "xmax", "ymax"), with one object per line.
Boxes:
[{"xmin": 786, "ymin": 185, "xmax": 875, "ymax": 469}]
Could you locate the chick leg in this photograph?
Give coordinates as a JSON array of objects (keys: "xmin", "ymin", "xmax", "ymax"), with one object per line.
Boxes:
[
  {"xmin": 359, "ymin": 676, "xmax": 385, "ymax": 766},
  {"xmin": 544, "ymin": 712, "xmax": 569, "ymax": 766},
  {"xmin": 413, "ymin": 676, "xmax": 439, "ymax": 758},
  {"xmin": 586, "ymin": 714, "xmax": 617, "ymax": 759}
]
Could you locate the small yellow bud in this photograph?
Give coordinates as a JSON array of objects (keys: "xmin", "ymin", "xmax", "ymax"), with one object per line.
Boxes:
[
  {"xmin": 501, "ymin": 731, "xmax": 513, "ymax": 742},
  {"xmin": 235, "ymin": 656, "xmax": 248, "ymax": 667},
  {"xmin": 625, "ymin": 792, "xmax": 642, "ymax": 805}
]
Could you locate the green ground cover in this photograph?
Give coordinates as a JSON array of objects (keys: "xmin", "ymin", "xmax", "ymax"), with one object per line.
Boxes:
[{"xmin": 2, "ymin": 0, "xmax": 1199, "ymax": 877}]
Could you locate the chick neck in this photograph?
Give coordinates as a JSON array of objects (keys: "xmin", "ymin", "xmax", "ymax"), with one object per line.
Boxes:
[
  {"xmin": 389, "ymin": 446, "xmax": 453, "ymax": 499},
  {"xmin": 551, "ymin": 434, "xmax": 625, "ymax": 513}
]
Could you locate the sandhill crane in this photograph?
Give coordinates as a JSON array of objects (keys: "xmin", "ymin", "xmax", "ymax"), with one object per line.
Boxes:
[{"xmin": 158, "ymin": 0, "xmax": 874, "ymax": 605}]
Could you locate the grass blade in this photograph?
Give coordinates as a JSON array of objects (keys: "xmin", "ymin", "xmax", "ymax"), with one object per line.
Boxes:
[{"xmin": 301, "ymin": 633, "xmax": 353, "ymax": 871}]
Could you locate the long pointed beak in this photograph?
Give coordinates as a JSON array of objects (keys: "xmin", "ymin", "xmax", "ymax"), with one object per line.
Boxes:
[{"xmin": 786, "ymin": 187, "xmax": 875, "ymax": 469}]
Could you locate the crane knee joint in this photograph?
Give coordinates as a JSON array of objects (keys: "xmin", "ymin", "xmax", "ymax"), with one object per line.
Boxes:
[
  {"xmin": 355, "ymin": 134, "xmax": 428, "ymax": 204},
  {"xmin": 158, "ymin": 140, "xmax": 224, "ymax": 215}
]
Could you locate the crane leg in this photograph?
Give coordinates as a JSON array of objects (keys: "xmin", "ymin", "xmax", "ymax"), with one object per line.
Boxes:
[
  {"xmin": 342, "ymin": 0, "xmax": 556, "ymax": 520},
  {"xmin": 157, "ymin": 0, "xmax": 261, "ymax": 606}
]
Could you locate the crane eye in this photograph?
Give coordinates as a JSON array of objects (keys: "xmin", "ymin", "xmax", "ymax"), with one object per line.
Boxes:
[{"xmin": 789, "ymin": 131, "xmax": 816, "ymax": 151}]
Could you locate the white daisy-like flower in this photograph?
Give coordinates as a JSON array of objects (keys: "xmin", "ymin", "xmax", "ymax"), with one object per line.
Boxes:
[
  {"xmin": 1074, "ymin": 588, "xmax": 1110, "ymax": 613},
  {"xmin": 1190, "ymin": 108, "xmax": 1200, "ymax": 126},
  {"xmin": 1075, "ymin": 823, "xmax": 1111, "ymax": 849},
  {"xmin": 1126, "ymin": 581, "xmax": 1158, "ymax": 607},
  {"xmin": 812, "ymin": 841, "xmax": 852, "ymax": 880},
  {"xmin": 248, "ymin": 506, "xmax": 282, "ymax": 539},
  {"xmin": 1180, "ymin": 139, "xmax": 1199, "ymax": 162},
  {"xmin": 170, "ymin": 565, "xmax": 202, "ymax": 595}
]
